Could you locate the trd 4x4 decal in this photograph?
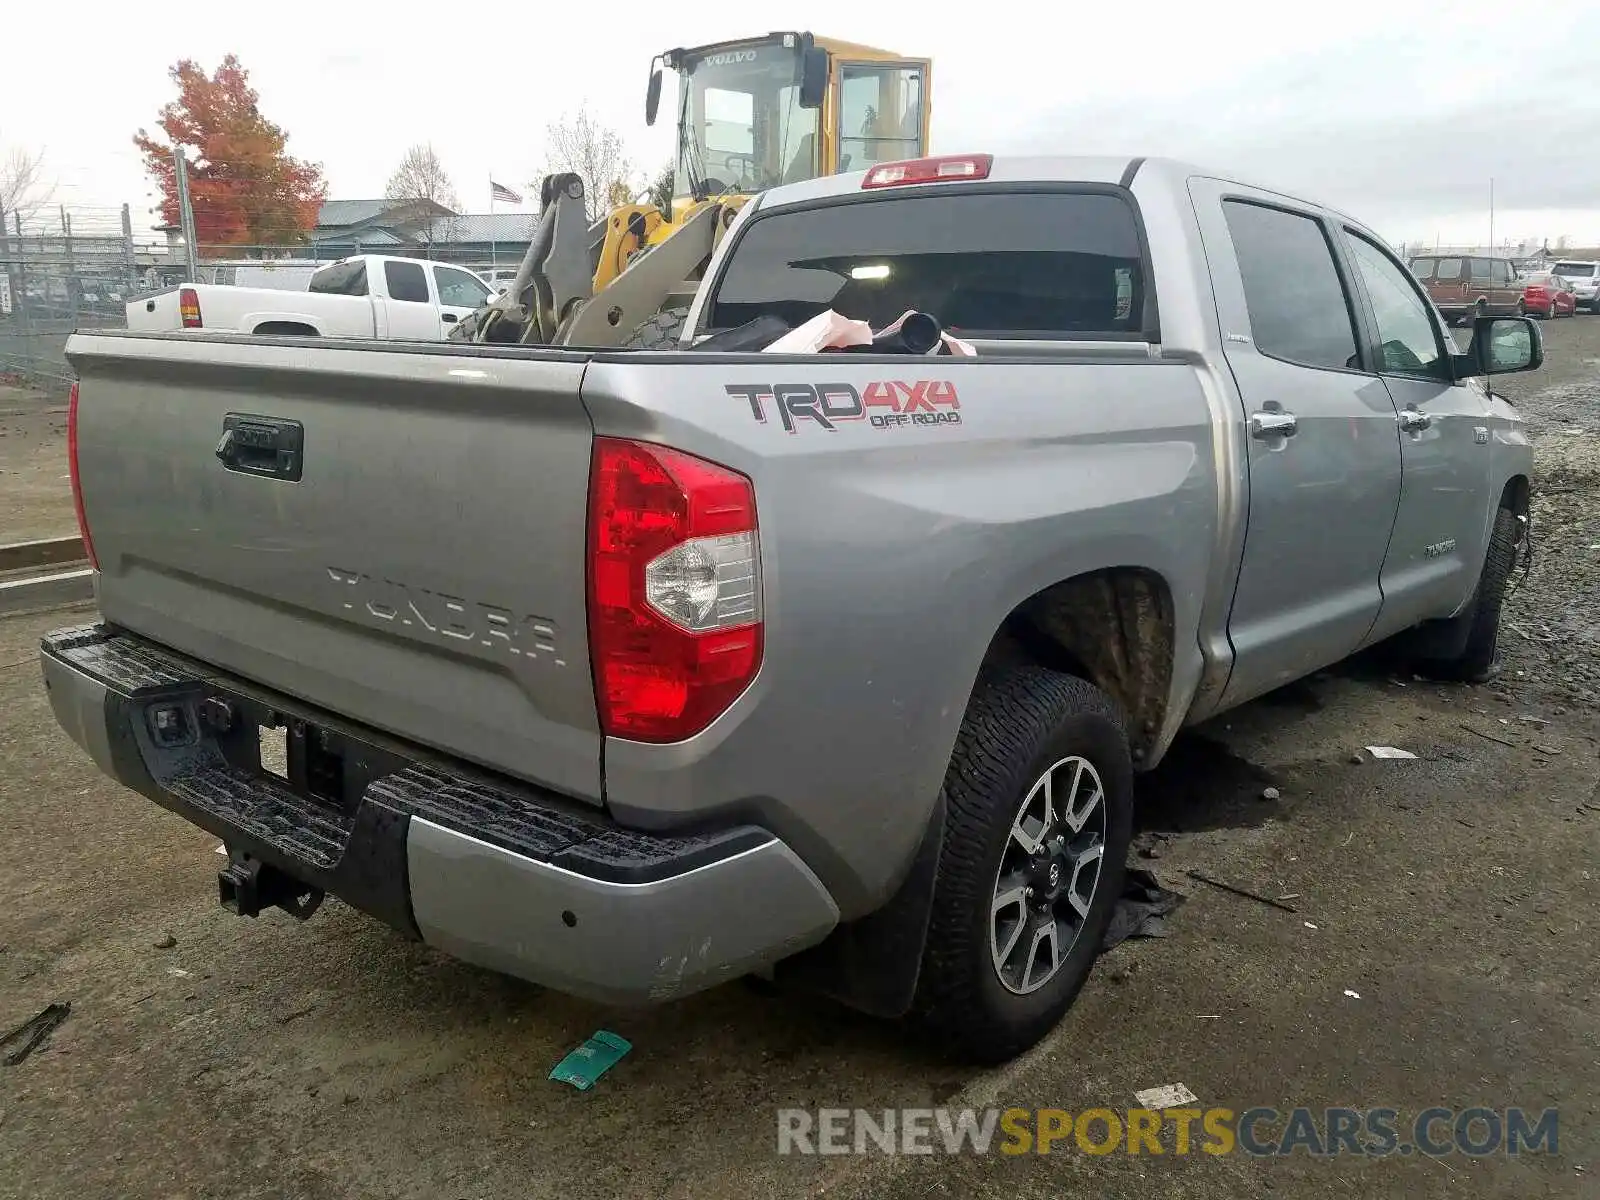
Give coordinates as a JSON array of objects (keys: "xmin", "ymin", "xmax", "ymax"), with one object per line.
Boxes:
[{"xmin": 726, "ymin": 381, "xmax": 962, "ymax": 434}]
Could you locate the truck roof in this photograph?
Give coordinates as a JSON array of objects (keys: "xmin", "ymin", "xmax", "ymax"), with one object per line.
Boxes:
[{"xmin": 754, "ymin": 154, "xmax": 1360, "ymax": 228}]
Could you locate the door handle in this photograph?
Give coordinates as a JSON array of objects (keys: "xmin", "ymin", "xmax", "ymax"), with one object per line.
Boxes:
[
  {"xmin": 216, "ymin": 414, "xmax": 304, "ymax": 482},
  {"xmin": 441, "ymin": 312, "xmax": 458, "ymax": 323},
  {"xmin": 1249, "ymin": 410, "xmax": 1298, "ymax": 439},
  {"xmin": 1398, "ymin": 408, "xmax": 1432, "ymax": 432}
]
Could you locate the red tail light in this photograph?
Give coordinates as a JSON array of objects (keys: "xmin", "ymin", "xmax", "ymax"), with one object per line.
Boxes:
[
  {"xmin": 67, "ymin": 381, "xmax": 98, "ymax": 570},
  {"xmin": 178, "ymin": 286, "xmax": 202, "ymax": 328},
  {"xmin": 587, "ymin": 438, "xmax": 762, "ymax": 742},
  {"xmin": 863, "ymin": 154, "xmax": 993, "ymax": 189},
  {"xmin": 1527, "ymin": 286, "xmax": 1548, "ymax": 296}
]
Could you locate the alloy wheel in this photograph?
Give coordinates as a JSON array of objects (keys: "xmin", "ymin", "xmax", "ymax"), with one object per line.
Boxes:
[{"xmin": 989, "ymin": 755, "xmax": 1108, "ymax": 994}]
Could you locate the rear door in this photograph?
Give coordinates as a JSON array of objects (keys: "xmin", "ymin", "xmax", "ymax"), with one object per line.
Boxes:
[
  {"xmin": 1339, "ymin": 226, "xmax": 1494, "ymax": 641},
  {"xmin": 432, "ymin": 264, "xmax": 493, "ymax": 336},
  {"xmin": 380, "ymin": 259, "xmax": 443, "ymax": 340},
  {"xmin": 67, "ymin": 335, "xmax": 602, "ymax": 801},
  {"xmin": 1190, "ymin": 180, "xmax": 1405, "ymax": 707}
]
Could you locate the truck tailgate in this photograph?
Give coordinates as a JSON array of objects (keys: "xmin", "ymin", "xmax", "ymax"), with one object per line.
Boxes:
[{"xmin": 66, "ymin": 333, "xmax": 602, "ymax": 802}]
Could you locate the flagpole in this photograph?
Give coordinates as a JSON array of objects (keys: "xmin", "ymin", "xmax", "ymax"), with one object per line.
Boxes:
[{"xmin": 489, "ymin": 173, "xmax": 497, "ymax": 270}]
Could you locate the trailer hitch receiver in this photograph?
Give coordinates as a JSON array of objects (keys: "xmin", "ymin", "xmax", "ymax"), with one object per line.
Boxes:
[{"xmin": 218, "ymin": 854, "xmax": 325, "ymax": 921}]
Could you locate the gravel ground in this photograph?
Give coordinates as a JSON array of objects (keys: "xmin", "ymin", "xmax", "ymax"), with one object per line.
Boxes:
[
  {"xmin": 0, "ymin": 384, "xmax": 75, "ymax": 543},
  {"xmin": 1, "ymin": 323, "xmax": 1597, "ymax": 1199},
  {"xmin": 1495, "ymin": 326, "xmax": 1600, "ymax": 705}
]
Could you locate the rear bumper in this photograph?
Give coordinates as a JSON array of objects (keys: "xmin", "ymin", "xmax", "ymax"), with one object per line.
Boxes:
[{"xmin": 40, "ymin": 624, "xmax": 838, "ymax": 1004}]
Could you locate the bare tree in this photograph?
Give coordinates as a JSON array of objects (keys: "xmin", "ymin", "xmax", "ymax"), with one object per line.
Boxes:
[
  {"xmin": 385, "ymin": 142, "xmax": 459, "ymax": 211},
  {"xmin": 532, "ymin": 107, "xmax": 633, "ymax": 223},
  {"xmin": 385, "ymin": 143, "xmax": 459, "ymax": 250},
  {"xmin": 0, "ymin": 142, "xmax": 55, "ymax": 226}
]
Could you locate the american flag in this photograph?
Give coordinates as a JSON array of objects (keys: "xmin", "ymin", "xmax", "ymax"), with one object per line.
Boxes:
[{"xmin": 490, "ymin": 180, "xmax": 522, "ymax": 205}]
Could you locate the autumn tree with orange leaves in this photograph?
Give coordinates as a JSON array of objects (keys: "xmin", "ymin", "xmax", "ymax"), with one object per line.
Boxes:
[{"xmin": 135, "ymin": 55, "xmax": 326, "ymax": 248}]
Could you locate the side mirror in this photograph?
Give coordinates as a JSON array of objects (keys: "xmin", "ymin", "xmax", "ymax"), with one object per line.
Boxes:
[
  {"xmin": 798, "ymin": 47, "xmax": 828, "ymax": 109},
  {"xmin": 645, "ymin": 63, "xmax": 663, "ymax": 126},
  {"xmin": 1457, "ymin": 315, "xmax": 1543, "ymax": 378}
]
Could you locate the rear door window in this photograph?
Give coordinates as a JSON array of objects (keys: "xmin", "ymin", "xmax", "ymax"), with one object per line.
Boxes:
[
  {"xmin": 308, "ymin": 261, "xmax": 368, "ymax": 296},
  {"xmin": 707, "ymin": 190, "xmax": 1149, "ymax": 338},
  {"xmin": 1554, "ymin": 261, "xmax": 1596, "ymax": 279},
  {"xmin": 384, "ymin": 260, "xmax": 430, "ymax": 304},
  {"xmin": 1409, "ymin": 259, "xmax": 1437, "ymax": 280},
  {"xmin": 1222, "ymin": 199, "xmax": 1360, "ymax": 372}
]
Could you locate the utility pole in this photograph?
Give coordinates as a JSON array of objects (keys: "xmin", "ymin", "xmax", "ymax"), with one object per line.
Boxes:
[
  {"xmin": 173, "ymin": 147, "xmax": 199, "ymax": 281},
  {"xmin": 1488, "ymin": 177, "xmax": 1495, "ymax": 257},
  {"xmin": 13, "ymin": 211, "xmax": 30, "ymax": 334},
  {"xmin": 61, "ymin": 204, "xmax": 79, "ymax": 320},
  {"xmin": 0, "ymin": 201, "xmax": 11, "ymax": 319},
  {"xmin": 121, "ymin": 203, "xmax": 137, "ymax": 297}
]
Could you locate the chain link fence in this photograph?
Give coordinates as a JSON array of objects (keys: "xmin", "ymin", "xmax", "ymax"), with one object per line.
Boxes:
[
  {"xmin": 0, "ymin": 200, "xmax": 539, "ymax": 392},
  {"xmin": 0, "ymin": 204, "xmax": 154, "ymax": 393}
]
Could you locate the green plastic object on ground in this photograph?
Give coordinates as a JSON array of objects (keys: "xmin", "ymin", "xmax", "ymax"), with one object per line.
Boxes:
[{"xmin": 549, "ymin": 1030, "xmax": 632, "ymax": 1090}]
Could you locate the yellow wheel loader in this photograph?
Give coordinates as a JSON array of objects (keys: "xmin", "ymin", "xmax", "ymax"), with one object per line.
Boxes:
[{"xmin": 455, "ymin": 31, "xmax": 932, "ymax": 348}]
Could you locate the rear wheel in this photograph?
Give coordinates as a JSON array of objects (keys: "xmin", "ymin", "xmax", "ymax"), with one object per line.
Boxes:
[
  {"xmin": 911, "ymin": 667, "xmax": 1133, "ymax": 1065},
  {"xmin": 1417, "ymin": 505, "xmax": 1520, "ymax": 683},
  {"xmin": 1517, "ymin": 299, "xmax": 1528, "ymax": 317},
  {"xmin": 621, "ymin": 306, "xmax": 690, "ymax": 350}
]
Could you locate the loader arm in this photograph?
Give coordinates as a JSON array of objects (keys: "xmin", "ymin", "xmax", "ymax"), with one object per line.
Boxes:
[
  {"xmin": 557, "ymin": 202, "xmax": 733, "ymax": 347},
  {"xmin": 451, "ymin": 173, "xmax": 594, "ymax": 345}
]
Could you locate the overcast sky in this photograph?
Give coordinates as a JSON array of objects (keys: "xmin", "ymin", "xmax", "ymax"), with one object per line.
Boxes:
[{"xmin": 7, "ymin": 0, "xmax": 1599, "ymax": 249}]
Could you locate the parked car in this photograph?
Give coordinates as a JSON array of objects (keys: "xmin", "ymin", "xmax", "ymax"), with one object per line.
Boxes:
[
  {"xmin": 125, "ymin": 254, "xmax": 494, "ymax": 340},
  {"xmin": 1548, "ymin": 259, "xmax": 1600, "ymax": 312},
  {"xmin": 52, "ymin": 155, "xmax": 1539, "ymax": 1064},
  {"xmin": 475, "ymin": 267, "xmax": 520, "ymax": 295},
  {"xmin": 1519, "ymin": 272, "xmax": 1575, "ymax": 319},
  {"xmin": 1408, "ymin": 254, "xmax": 1523, "ymax": 324}
]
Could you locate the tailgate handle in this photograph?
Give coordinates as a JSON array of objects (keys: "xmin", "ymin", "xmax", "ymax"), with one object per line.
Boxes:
[{"xmin": 216, "ymin": 414, "xmax": 304, "ymax": 482}]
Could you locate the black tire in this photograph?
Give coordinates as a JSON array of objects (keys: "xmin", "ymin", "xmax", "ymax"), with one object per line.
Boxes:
[
  {"xmin": 621, "ymin": 305, "xmax": 690, "ymax": 350},
  {"xmin": 911, "ymin": 667, "xmax": 1133, "ymax": 1065},
  {"xmin": 1517, "ymin": 299, "xmax": 1528, "ymax": 317},
  {"xmin": 1419, "ymin": 506, "xmax": 1519, "ymax": 683}
]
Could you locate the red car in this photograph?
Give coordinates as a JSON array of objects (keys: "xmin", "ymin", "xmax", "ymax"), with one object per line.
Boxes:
[{"xmin": 1520, "ymin": 272, "xmax": 1576, "ymax": 319}]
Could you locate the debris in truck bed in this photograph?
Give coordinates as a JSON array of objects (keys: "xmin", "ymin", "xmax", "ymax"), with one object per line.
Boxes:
[
  {"xmin": 1364, "ymin": 745, "xmax": 1418, "ymax": 760},
  {"xmin": 1, "ymin": 1002, "xmax": 71, "ymax": 1066},
  {"xmin": 761, "ymin": 308, "xmax": 977, "ymax": 356}
]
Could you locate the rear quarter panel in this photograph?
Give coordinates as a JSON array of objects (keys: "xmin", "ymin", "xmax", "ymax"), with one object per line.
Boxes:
[
  {"xmin": 580, "ymin": 353, "xmax": 1217, "ymax": 914},
  {"xmin": 125, "ymin": 289, "xmax": 183, "ymax": 332}
]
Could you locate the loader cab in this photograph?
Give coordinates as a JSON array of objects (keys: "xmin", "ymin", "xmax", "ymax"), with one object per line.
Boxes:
[{"xmin": 647, "ymin": 32, "xmax": 932, "ymax": 218}]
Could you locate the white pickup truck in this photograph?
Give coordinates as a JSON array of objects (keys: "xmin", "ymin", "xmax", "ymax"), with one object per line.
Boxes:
[{"xmin": 126, "ymin": 254, "xmax": 495, "ymax": 340}]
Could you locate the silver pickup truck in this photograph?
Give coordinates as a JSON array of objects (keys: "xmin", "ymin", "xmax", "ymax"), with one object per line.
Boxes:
[{"xmin": 44, "ymin": 155, "xmax": 1537, "ymax": 1063}]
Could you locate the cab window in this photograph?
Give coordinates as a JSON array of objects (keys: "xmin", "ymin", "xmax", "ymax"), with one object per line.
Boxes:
[
  {"xmin": 1345, "ymin": 230, "xmax": 1450, "ymax": 381},
  {"xmin": 838, "ymin": 63, "xmax": 925, "ymax": 173}
]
